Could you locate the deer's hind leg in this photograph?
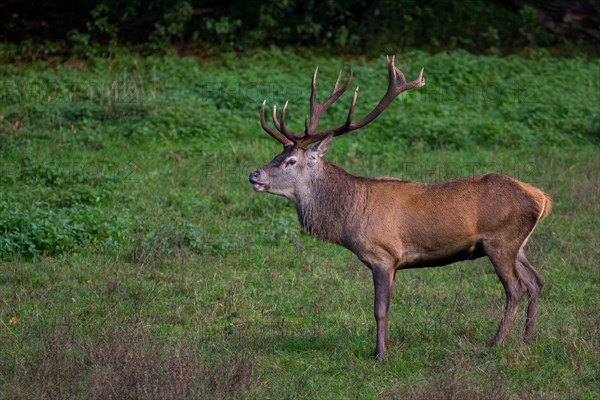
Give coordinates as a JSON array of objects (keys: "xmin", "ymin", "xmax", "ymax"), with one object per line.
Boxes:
[
  {"xmin": 485, "ymin": 242, "xmax": 528, "ymax": 346},
  {"xmin": 517, "ymin": 250, "xmax": 544, "ymax": 342}
]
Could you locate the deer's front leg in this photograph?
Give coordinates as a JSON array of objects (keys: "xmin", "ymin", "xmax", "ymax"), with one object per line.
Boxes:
[{"xmin": 372, "ymin": 266, "xmax": 395, "ymax": 361}]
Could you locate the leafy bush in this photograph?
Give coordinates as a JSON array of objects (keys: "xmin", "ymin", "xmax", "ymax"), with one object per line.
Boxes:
[
  {"xmin": 0, "ymin": 199, "xmax": 126, "ymax": 258},
  {"xmin": 1, "ymin": 0, "xmax": 597, "ymax": 60},
  {"xmin": 0, "ymin": 156, "xmax": 128, "ymax": 258}
]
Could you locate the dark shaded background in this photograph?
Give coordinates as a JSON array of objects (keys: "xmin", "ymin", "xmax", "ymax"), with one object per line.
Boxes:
[{"xmin": 0, "ymin": 0, "xmax": 598, "ymax": 57}]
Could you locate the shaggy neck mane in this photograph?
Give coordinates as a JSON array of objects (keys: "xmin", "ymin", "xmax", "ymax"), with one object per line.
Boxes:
[{"xmin": 294, "ymin": 162, "xmax": 362, "ymax": 244}]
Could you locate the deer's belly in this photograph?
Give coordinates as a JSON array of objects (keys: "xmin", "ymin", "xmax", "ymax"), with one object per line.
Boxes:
[{"xmin": 399, "ymin": 240, "xmax": 486, "ymax": 269}]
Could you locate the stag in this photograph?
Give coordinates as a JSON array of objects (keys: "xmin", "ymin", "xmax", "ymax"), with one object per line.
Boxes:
[{"xmin": 249, "ymin": 56, "xmax": 551, "ymax": 361}]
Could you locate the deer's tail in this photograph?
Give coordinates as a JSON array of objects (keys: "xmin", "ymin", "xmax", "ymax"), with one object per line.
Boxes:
[
  {"xmin": 514, "ymin": 179, "xmax": 552, "ymax": 223},
  {"xmin": 539, "ymin": 192, "xmax": 552, "ymax": 222}
]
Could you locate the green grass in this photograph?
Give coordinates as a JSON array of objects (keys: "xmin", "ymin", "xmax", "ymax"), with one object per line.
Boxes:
[{"xmin": 0, "ymin": 48, "xmax": 598, "ymax": 399}]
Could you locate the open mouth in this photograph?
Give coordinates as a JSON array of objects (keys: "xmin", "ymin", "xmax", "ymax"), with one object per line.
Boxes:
[{"xmin": 250, "ymin": 179, "xmax": 269, "ymax": 192}]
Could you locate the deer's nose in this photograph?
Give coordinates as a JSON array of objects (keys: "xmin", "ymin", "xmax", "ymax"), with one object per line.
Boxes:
[{"xmin": 249, "ymin": 170, "xmax": 263, "ymax": 182}]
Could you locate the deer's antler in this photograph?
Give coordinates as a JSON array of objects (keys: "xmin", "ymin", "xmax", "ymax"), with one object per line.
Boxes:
[{"xmin": 260, "ymin": 56, "xmax": 425, "ymax": 147}]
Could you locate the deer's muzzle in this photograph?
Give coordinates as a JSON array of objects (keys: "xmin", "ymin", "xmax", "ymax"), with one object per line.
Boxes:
[{"xmin": 249, "ymin": 170, "xmax": 269, "ymax": 192}]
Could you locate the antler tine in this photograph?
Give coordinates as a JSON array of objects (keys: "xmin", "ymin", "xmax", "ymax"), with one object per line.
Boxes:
[
  {"xmin": 331, "ymin": 70, "xmax": 342, "ymax": 95},
  {"xmin": 310, "ymin": 66, "xmax": 319, "ymax": 112},
  {"xmin": 272, "ymin": 104, "xmax": 281, "ymax": 130},
  {"xmin": 344, "ymin": 86, "xmax": 359, "ymax": 128},
  {"xmin": 395, "ymin": 67, "xmax": 407, "ymax": 85},
  {"xmin": 280, "ymin": 100, "xmax": 289, "ymax": 134},
  {"xmin": 322, "ymin": 68, "xmax": 352, "ymax": 108},
  {"xmin": 387, "ymin": 55, "xmax": 398, "ymax": 88},
  {"xmin": 417, "ymin": 67, "xmax": 425, "ymax": 86},
  {"xmin": 389, "ymin": 55, "xmax": 407, "ymax": 86},
  {"xmin": 260, "ymin": 100, "xmax": 293, "ymax": 146},
  {"xmin": 397, "ymin": 66, "xmax": 425, "ymax": 92}
]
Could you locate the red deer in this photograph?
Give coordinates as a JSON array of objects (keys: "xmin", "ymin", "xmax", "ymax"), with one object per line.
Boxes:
[{"xmin": 249, "ymin": 56, "xmax": 551, "ymax": 361}]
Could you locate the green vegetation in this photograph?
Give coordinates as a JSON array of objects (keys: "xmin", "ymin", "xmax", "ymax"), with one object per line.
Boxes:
[
  {"xmin": 1, "ymin": 49, "xmax": 598, "ymax": 398},
  {"xmin": 2, "ymin": 0, "xmax": 599, "ymax": 61}
]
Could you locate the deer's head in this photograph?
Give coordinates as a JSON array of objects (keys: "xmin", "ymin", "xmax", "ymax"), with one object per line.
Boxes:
[
  {"xmin": 249, "ymin": 138, "xmax": 332, "ymax": 199},
  {"xmin": 249, "ymin": 56, "xmax": 425, "ymax": 199}
]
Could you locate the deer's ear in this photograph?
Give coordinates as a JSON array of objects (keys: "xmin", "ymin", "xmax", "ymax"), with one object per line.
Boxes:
[{"xmin": 309, "ymin": 135, "xmax": 333, "ymax": 161}]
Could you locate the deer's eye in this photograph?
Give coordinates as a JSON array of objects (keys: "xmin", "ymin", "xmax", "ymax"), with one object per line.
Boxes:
[{"xmin": 285, "ymin": 158, "xmax": 297, "ymax": 167}]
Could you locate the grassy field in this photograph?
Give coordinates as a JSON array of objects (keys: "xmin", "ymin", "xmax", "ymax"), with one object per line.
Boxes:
[{"xmin": 0, "ymin": 49, "xmax": 598, "ymax": 399}]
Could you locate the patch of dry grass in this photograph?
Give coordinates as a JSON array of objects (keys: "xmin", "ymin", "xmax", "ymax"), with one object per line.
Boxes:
[{"xmin": 3, "ymin": 321, "xmax": 258, "ymax": 400}]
